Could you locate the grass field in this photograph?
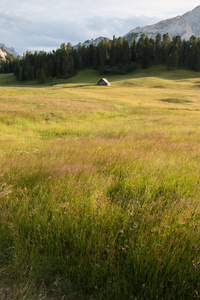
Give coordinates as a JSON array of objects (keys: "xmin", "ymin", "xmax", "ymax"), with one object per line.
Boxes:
[{"xmin": 0, "ymin": 66, "xmax": 200, "ymax": 299}]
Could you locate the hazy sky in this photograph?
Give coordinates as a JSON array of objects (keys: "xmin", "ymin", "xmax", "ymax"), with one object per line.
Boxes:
[{"xmin": 0, "ymin": 0, "xmax": 200, "ymax": 54}]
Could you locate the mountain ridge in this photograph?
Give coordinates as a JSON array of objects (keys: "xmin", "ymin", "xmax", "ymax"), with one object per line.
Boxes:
[
  {"xmin": 125, "ymin": 5, "xmax": 200, "ymax": 42},
  {"xmin": 0, "ymin": 48, "xmax": 7, "ymax": 61},
  {"xmin": 78, "ymin": 5, "xmax": 200, "ymax": 48},
  {"xmin": 0, "ymin": 44, "xmax": 20, "ymax": 58}
]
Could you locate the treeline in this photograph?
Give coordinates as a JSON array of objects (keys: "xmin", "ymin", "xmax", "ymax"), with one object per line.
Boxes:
[{"xmin": 1, "ymin": 33, "xmax": 200, "ymax": 82}]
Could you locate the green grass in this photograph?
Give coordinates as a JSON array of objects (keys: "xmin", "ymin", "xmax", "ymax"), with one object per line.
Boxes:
[{"xmin": 1, "ymin": 67, "xmax": 200, "ymax": 299}]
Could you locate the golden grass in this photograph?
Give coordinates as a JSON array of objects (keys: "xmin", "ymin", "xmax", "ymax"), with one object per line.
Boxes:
[{"xmin": 1, "ymin": 67, "xmax": 200, "ymax": 299}]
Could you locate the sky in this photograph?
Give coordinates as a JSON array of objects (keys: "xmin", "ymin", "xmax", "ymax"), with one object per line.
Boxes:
[{"xmin": 0, "ymin": 0, "xmax": 200, "ymax": 55}]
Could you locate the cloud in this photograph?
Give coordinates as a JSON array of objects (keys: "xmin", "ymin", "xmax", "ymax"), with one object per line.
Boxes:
[
  {"xmin": 85, "ymin": 15, "xmax": 160, "ymax": 39},
  {"xmin": 0, "ymin": 0, "xmax": 200, "ymax": 54},
  {"xmin": 0, "ymin": 10, "xmax": 88, "ymax": 53},
  {"xmin": 0, "ymin": 8, "xmax": 160, "ymax": 54}
]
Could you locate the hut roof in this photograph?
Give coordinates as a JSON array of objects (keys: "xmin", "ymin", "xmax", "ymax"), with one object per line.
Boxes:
[{"xmin": 97, "ymin": 78, "xmax": 110, "ymax": 86}]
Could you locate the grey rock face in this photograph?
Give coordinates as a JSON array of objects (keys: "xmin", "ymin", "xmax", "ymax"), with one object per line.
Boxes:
[{"xmin": 125, "ymin": 5, "xmax": 200, "ymax": 42}]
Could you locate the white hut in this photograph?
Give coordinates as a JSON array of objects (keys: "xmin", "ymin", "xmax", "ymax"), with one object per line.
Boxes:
[{"xmin": 97, "ymin": 78, "xmax": 110, "ymax": 86}]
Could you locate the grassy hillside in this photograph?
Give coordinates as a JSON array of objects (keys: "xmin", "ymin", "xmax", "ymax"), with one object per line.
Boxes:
[{"xmin": 1, "ymin": 67, "xmax": 200, "ymax": 299}]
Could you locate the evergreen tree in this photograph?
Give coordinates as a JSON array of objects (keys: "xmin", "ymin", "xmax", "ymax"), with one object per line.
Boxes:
[
  {"xmin": 193, "ymin": 38, "xmax": 200, "ymax": 71},
  {"xmin": 187, "ymin": 35, "xmax": 197, "ymax": 70},
  {"xmin": 167, "ymin": 51, "xmax": 178, "ymax": 69},
  {"xmin": 155, "ymin": 33, "xmax": 162, "ymax": 64},
  {"xmin": 130, "ymin": 39, "xmax": 137, "ymax": 62},
  {"xmin": 122, "ymin": 37, "xmax": 130, "ymax": 64},
  {"xmin": 78, "ymin": 53, "xmax": 83, "ymax": 70},
  {"xmin": 162, "ymin": 33, "xmax": 171, "ymax": 63},
  {"xmin": 110, "ymin": 37, "xmax": 117, "ymax": 66},
  {"xmin": 18, "ymin": 66, "xmax": 24, "ymax": 81},
  {"xmin": 116, "ymin": 37, "xmax": 124, "ymax": 64},
  {"xmin": 179, "ymin": 39, "xmax": 189, "ymax": 67},
  {"xmin": 38, "ymin": 68, "xmax": 46, "ymax": 83},
  {"xmin": 67, "ymin": 42, "xmax": 72, "ymax": 53},
  {"xmin": 142, "ymin": 36, "xmax": 152, "ymax": 68},
  {"xmin": 93, "ymin": 47, "xmax": 99, "ymax": 69},
  {"xmin": 136, "ymin": 33, "xmax": 146, "ymax": 64},
  {"xmin": 97, "ymin": 38, "xmax": 110, "ymax": 72},
  {"xmin": 60, "ymin": 46, "xmax": 70, "ymax": 77}
]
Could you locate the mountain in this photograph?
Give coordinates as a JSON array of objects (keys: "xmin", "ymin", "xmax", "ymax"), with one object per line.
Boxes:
[
  {"xmin": 73, "ymin": 36, "xmax": 109, "ymax": 49},
  {"xmin": 125, "ymin": 5, "xmax": 200, "ymax": 43},
  {"xmin": 75, "ymin": 6, "xmax": 200, "ymax": 49},
  {"xmin": 0, "ymin": 44, "xmax": 19, "ymax": 58},
  {"xmin": 0, "ymin": 48, "xmax": 7, "ymax": 61},
  {"xmin": 82, "ymin": 36, "xmax": 110, "ymax": 47}
]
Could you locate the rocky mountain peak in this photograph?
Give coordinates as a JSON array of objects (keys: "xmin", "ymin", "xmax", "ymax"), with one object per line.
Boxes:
[
  {"xmin": 125, "ymin": 6, "xmax": 200, "ymax": 43},
  {"xmin": 0, "ymin": 48, "xmax": 7, "ymax": 60},
  {"xmin": 0, "ymin": 44, "xmax": 20, "ymax": 58}
]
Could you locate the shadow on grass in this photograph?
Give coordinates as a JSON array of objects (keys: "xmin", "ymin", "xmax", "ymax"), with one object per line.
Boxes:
[
  {"xmin": 160, "ymin": 98, "xmax": 192, "ymax": 104},
  {"xmin": 62, "ymin": 84, "xmax": 94, "ymax": 89}
]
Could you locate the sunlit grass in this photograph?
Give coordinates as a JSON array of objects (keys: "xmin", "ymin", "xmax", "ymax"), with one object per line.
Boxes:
[{"xmin": 1, "ymin": 67, "xmax": 200, "ymax": 299}]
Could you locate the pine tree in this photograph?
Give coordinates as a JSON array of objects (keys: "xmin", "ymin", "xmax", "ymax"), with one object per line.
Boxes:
[
  {"xmin": 167, "ymin": 51, "xmax": 178, "ymax": 70},
  {"xmin": 136, "ymin": 33, "xmax": 146, "ymax": 64},
  {"xmin": 179, "ymin": 40, "xmax": 189, "ymax": 67},
  {"xmin": 38, "ymin": 68, "xmax": 46, "ymax": 83},
  {"xmin": 155, "ymin": 33, "xmax": 162, "ymax": 64},
  {"xmin": 122, "ymin": 37, "xmax": 130, "ymax": 64},
  {"xmin": 162, "ymin": 33, "xmax": 171, "ymax": 63},
  {"xmin": 142, "ymin": 36, "xmax": 152, "ymax": 68},
  {"xmin": 187, "ymin": 35, "xmax": 197, "ymax": 70},
  {"xmin": 116, "ymin": 37, "xmax": 123, "ymax": 64},
  {"xmin": 110, "ymin": 37, "xmax": 117, "ymax": 66},
  {"xmin": 193, "ymin": 38, "xmax": 200, "ymax": 71},
  {"xmin": 18, "ymin": 66, "xmax": 24, "ymax": 81},
  {"xmin": 130, "ymin": 39, "xmax": 137, "ymax": 62}
]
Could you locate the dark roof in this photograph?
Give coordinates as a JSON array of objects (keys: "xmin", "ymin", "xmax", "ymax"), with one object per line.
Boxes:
[{"xmin": 97, "ymin": 78, "xmax": 110, "ymax": 85}]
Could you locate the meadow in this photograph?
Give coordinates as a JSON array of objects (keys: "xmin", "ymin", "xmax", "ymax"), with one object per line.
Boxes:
[{"xmin": 0, "ymin": 66, "xmax": 200, "ymax": 299}]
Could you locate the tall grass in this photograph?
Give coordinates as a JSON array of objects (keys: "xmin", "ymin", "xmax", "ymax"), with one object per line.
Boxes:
[{"xmin": 0, "ymin": 67, "xmax": 200, "ymax": 299}]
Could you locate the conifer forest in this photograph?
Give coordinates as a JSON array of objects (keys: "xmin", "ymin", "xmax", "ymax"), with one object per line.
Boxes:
[{"xmin": 1, "ymin": 33, "xmax": 200, "ymax": 82}]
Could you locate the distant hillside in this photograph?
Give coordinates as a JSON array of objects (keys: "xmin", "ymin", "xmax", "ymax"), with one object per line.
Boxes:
[
  {"xmin": 73, "ymin": 37, "xmax": 110, "ymax": 49},
  {"xmin": 125, "ymin": 5, "xmax": 200, "ymax": 42},
  {"xmin": 0, "ymin": 48, "xmax": 7, "ymax": 61},
  {"xmin": 0, "ymin": 44, "xmax": 19, "ymax": 58}
]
